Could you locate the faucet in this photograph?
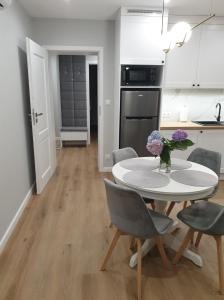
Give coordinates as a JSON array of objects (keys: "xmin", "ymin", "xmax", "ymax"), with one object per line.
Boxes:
[{"xmin": 215, "ymin": 103, "xmax": 222, "ymax": 122}]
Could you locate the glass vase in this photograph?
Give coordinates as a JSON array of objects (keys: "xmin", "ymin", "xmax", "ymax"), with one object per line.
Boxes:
[{"xmin": 159, "ymin": 156, "xmax": 171, "ymax": 173}]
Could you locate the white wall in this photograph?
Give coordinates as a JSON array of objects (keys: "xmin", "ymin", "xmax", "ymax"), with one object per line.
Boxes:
[
  {"xmin": 113, "ymin": 12, "xmax": 121, "ymax": 150},
  {"xmin": 32, "ymin": 18, "xmax": 115, "ymax": 168},
  {"xmin": 162, "ymin": 89, "xmax": 224, "ymax": 122},
  {"xmin": 0, "ymin": 2, "xmax": 34, "ymax": 243}
]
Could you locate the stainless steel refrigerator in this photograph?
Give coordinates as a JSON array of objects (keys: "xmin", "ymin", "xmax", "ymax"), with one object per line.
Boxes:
[{"xmin": 120, "ymin": 89, "xmax": 161, "ymax": 156}]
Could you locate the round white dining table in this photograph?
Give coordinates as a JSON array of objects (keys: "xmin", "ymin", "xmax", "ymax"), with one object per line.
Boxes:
[{"xmin": 112, "ymin": 157, "xmax": 219, "ymax": 268}]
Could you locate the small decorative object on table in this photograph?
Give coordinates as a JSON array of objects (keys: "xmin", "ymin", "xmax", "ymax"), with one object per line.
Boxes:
[{"xmin": 146, "ymin": 129, "xmax": 194, "ymax": 173}]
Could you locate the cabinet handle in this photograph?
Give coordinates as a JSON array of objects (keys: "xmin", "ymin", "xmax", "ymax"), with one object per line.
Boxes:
[
  {"xmin": 192, "ymin": 84, "xmax": 195, "ymax": 87},
  {"xmin": 200, "ymin": 130, "xmax": 203, "ymax": 133},
  {"xmin": 162, "ymin": 60, "xmax": 165, "ymax": 64},
  {"xmin": 197, "ymin": 84, "xmax": 200, "ymax": 87}
]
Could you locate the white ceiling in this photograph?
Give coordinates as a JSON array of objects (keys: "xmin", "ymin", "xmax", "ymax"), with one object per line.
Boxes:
[{"xmin": 17, "ymin": 0, "xmax": 224, "ymax": 20}]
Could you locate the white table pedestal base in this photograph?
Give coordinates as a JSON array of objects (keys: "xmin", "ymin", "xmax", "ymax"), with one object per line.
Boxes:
[{"xmin": 129, "ymin": 200, "xmax": 203, "ymax": 269}]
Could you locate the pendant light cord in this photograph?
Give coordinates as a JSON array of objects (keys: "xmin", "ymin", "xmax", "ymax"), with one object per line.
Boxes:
[
  {"xmin": 191, "ymin": 0, "xmax": 215, "ymax": 31},
  {"xmin": 191, "ymin": 13, "xmax": 215, "ymax": 31},
  {"xmin": 161, "ymin": 0, "xmax": 165, "ymax": 35}
]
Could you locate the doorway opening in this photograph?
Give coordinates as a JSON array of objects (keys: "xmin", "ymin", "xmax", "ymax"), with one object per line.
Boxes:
[
  {"xmin": 89, "ymin": 64, "xmax": 98, "ymax": 139},
  {"xmin": 46, "ymin": 47, "xmax": 103, "ymax": 171}
]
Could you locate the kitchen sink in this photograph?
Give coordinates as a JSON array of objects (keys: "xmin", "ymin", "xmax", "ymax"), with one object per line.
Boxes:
[{"xmin": 193, "ymin": 121, "xmax": 224, "ymax": 126}]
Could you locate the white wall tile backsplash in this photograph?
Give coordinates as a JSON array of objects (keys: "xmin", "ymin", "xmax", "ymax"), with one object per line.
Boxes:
[{"xmin": 162, "ymin": 89, "xmax": 224, "ymax": 122}]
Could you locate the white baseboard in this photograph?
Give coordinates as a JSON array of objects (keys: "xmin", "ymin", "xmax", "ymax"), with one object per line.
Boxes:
[
  {"xmin": 56, "ymin": 137, "xmax": 62, "ymax": 149},
  {"xmin": 0, "ymin": 183, "xmax": 35, "ymax": 254}
]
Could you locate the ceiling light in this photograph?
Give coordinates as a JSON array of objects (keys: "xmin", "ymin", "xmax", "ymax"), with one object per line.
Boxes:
[
  {"xmin": 171, "ymin": 22, "xmax": 192, "ymax": 47},
  {"xmin": 162, "ymin": 0, "xmax": 216, "ymax": 53}
]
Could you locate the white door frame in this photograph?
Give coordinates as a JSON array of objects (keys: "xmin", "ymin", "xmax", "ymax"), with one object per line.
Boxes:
[
  {"xmin": 44, "ymin": 45, "xmax": 104, "ymax": 171},
  {"xmin": 86, "ymin": 57, "xmax": 98, "ymax": 145}
]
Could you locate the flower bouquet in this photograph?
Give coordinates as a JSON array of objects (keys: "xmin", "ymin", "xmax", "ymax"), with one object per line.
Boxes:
[{"xmin": 146, "ymin": 129, "xmax": 194, "ymax": 172}]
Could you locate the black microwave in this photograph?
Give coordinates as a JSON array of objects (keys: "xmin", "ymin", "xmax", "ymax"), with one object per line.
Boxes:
[{"xmin": 121, "ymin": 65, "xmax": 163, "ymax": 86}]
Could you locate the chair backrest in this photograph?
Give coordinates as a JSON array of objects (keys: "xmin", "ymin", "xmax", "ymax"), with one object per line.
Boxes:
[
  {"xmin": 104, "ymin": 179, "xmax": 158, "ymax": 239},
  {"xmin": 187, "ymin": 148, "xmax": 221, "ymax": 177},
  {"xmin": 195, "ymin": 201, "xmax": 224, "ymax": 235},
  {"xmin": 112, "ymin": 147, "xmax": 138, "ymax": 165},
  {"xmin": 208, "ymin": 206, "xmax": 224, "ymax": 235}
]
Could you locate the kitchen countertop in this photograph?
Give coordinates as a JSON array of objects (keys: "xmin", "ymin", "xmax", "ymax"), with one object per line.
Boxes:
[{"xmin": 160, "ymin": 121, "xmax": 224, "ymax": 130}]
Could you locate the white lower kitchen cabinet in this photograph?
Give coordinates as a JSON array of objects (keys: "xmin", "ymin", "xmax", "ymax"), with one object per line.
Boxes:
[
  {"xmin": 161, "ymin": 129, "xmax": 224, "ymax": 174},
  {"xmin": 197, "ymin": 130, "xmax": 224, "ymax": 173}
]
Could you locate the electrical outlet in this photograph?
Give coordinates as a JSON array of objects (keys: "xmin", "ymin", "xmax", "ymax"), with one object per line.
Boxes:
[{"xmin": 162, "ymin": 112, "xmax": 171, "ymax": 119}]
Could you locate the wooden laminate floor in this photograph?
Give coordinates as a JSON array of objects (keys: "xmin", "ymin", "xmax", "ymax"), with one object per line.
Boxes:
[{"xmin": 0, "ymin": 139, "xmax": 224, "ymax": 300}]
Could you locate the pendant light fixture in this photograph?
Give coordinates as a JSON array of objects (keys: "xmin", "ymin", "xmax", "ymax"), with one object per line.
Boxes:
[{"xmin": 162, "ymin": 0, "xmax": 216, "ymax": 53}]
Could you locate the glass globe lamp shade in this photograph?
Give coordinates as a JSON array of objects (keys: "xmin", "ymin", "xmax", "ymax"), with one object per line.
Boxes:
[{"xmin": 171, "ymin": 22, "xmax": 192, "ymax": 47}]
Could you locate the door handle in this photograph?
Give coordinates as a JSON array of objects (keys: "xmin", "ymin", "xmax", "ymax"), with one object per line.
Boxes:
[
  {"xmin": 35, "ymin": 112, "xmax": 43, "ymax": 123},
  {"xmin": 35, "ymin": 112, "xmax": 43, "ymax": 118}
]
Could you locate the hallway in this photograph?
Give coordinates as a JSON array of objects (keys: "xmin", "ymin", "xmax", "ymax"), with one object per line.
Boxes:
[{"xmin": 0, "ymin": 141, "xmax": 224, "ymax": 300}]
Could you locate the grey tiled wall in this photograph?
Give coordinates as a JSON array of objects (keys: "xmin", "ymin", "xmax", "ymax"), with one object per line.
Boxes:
[{"xmin": 59, "ymin": 55, "xmax": 87, "ymax": 129}]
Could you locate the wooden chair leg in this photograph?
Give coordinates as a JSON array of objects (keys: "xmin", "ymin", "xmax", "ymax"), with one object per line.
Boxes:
[
  {"xmin": 191, "ymin": 232, "xmax": 195, "ymax": 244},
  {"xmin": 155, "ymin": 236, "xmax": 171, "ymax": 269},
  {"xmin": 195, "ymin": 232, "xmax": 203, "ymax": 248},
  {"xmin": 129, "ymin": 236, "xmax": 136, "ymax": 251},
  {"xmin": 100, "ymin": 229, "xmax": 121, "ymax": 271},
  {"xmin": 166, "ymin": 202, "xmax": 176, "ymax": 216},
  {"xmin": 214, "ymin": 236, "xmax": 224, "ymax": 294},
  {"xmin": 137, "ymin": 239, "xmax": 142, "ymax": 300},
  {"xmin": 183, "ymin": 201, "xmax": 188, "ymax": 209},
  {"xmin": 173, "ymin": 228, "xmax": 195, "ymax": 265},
  {"xmin": 151, "ymin": 202, "xmax": 155, "ymax": 210}
]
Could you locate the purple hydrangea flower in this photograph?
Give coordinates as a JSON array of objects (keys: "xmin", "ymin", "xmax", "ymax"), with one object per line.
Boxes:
[
  {"xmin": 146, "ymin": 139, "xmax": 164, "ymax": 156},
  {"xmin": 148, "ymin": 130, "xmax": 161, "ymax": 143},
  {"xmin": 172, "ymin": 129, "xmax": 188, "ymax": 141}
]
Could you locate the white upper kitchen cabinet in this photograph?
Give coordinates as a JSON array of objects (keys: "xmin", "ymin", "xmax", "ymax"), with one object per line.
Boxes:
[
  {"xmin": 120, "ymin": 15, "xmax": 168, "ymax": 65},
  {"xmin": 164, "ymin": 24, "xmax": 224, "ymax": 89},
  {"xmin": 164, "ymin": 25, "xmax": 201, "ymax": 88},
  {"xmin": 197, "ymin": 25, "xmax": 224, "ymax": 88}
]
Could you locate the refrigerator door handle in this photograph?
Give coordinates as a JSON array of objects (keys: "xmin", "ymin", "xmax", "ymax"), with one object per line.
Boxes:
[{"xmin": 125, "ymin": 116, "xmax": 156, "ymax": 120}]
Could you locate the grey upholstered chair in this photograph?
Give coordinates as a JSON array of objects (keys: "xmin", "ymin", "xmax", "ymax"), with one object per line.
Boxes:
[
  {"xmin": 166, "ymin": 148, "xmax": 221, "ymax": 248},
  {"xmin": 166, "ymin": 148, "xmax": 221, "ymax": 216},
  {"xmin": 173, "ymin": 201, "xmax": 224, "ymax": 295},
  {"xmin": 188, "ymin": 148, "xmax": 221, "ymax": 177},
  {"xmin": 100, "ymin": 179, "xmax": 173, "ymax": 300},
  {"xmin": 112, "ymin": 147, "xmax": 155, "ymax": 210},
  {"xmin": 112, "ymin": 147, "xmax": 138, "ymax": 165}
]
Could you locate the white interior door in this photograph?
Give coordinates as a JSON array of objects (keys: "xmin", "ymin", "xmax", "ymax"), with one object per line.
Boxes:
[{"xmin": 26, "ymin": 38, "xmax": 56, "ymax": 194}]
